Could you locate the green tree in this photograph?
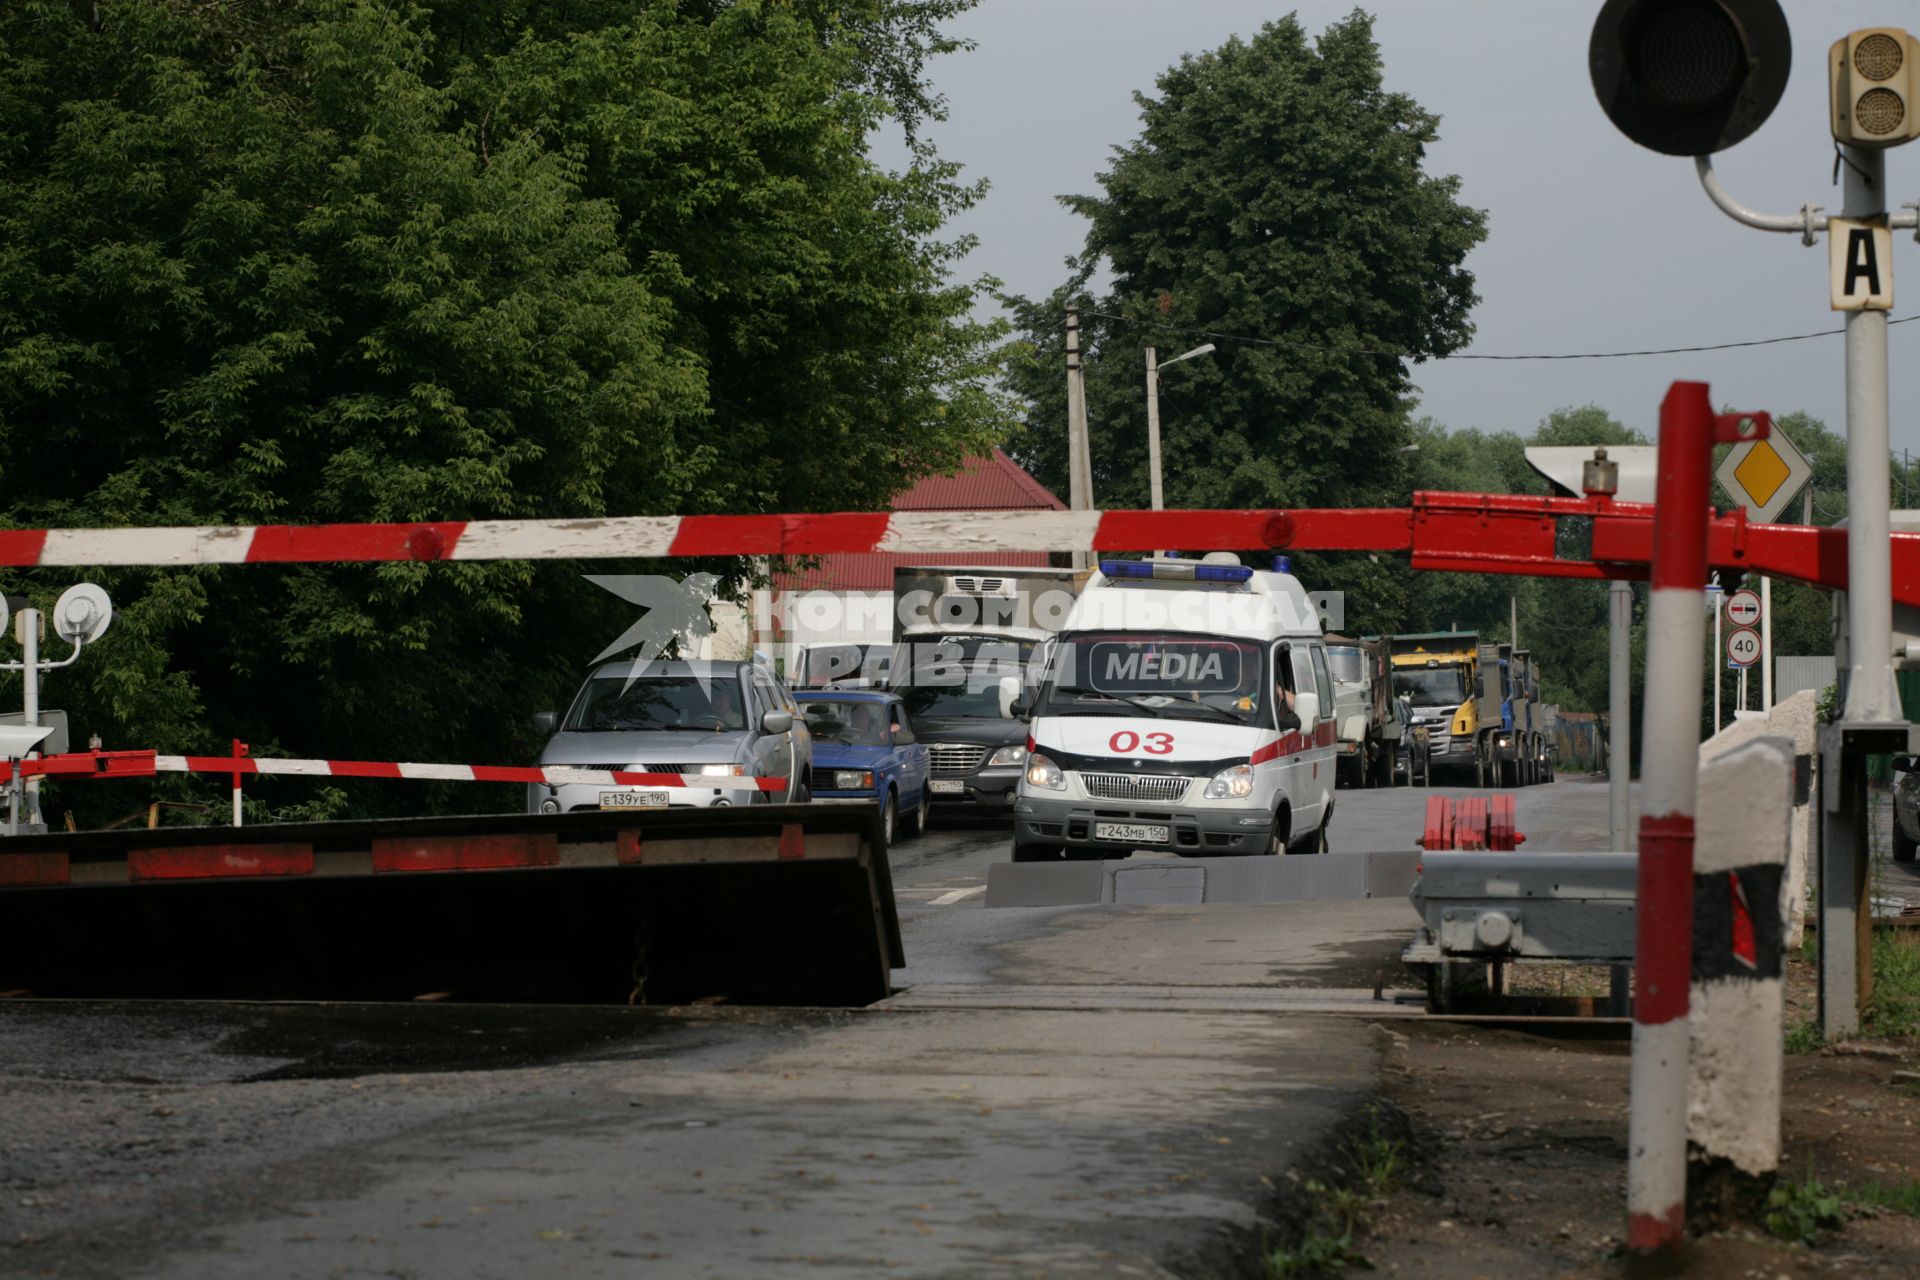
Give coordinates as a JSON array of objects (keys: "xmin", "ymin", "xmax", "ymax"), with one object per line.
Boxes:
[
  {"xmin": 0, "ymin": 0, "xmax": 1001, "ymax": 824},
  {"xmin": 1001, "ymin": 9, "xmax": 1485, "ymax": 514}
]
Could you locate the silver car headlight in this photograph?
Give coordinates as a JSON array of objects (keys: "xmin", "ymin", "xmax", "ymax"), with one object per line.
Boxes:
[
  {"xmin": 988, "ymin": 744, "xmax": 1028, "ymax": 768},
  {"xmin": 833, "ymin": 770, "xmax": 874, "ymax": 790},
  {"xmin": 1203, "ymin": 763, "xmax": 1255, "ymax": 799},
  {"xmin": 696, "ymin": 763, "xmax": 747, "ymax": 777},
  {"xmin": 1025, "ymin": 752, "xmax": 1065, "ymax": 791}
]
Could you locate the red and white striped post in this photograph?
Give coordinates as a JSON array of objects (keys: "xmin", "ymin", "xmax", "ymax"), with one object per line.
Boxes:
[
  {"xmin": 230, "ymin": 738, "xmax": 248, "ymax": 828},
  {"xmin": 1627, "ymin": 382, "xmax": 1771, "ymax": 1260}
]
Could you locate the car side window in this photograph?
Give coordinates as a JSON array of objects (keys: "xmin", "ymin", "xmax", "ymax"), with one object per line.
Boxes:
[
  {"xmin": 750, "ymin": 677, "xmax": 776, "ymax": 723},
  {"xmin": 1309, "ymin": 645, "xmax": 1333, "ymax": 716},
  {"xmin": 892, "ymin": 705, "xmax": 916, "ymax": 745}
]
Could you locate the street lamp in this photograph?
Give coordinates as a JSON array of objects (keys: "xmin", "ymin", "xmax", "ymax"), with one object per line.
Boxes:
[{"xmin": 1145, "ymin": 343, "xmax": 1215, "ymax": 515}]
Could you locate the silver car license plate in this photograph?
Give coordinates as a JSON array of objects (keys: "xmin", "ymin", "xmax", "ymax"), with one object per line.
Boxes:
[
  {"xmin": 1094, "ymin": 821, "xmax": 1169, "ymax": 844},
  {"xmin": 929, "ymin": 779, "xmax": 965, "ymax": 795},
  {"xmin": 601, "ymin": 790, "xmax": 670, "ymax": 809}
]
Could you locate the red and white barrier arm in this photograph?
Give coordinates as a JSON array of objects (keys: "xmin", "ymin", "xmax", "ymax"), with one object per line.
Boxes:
[
  {"xmin": 9, "ymin": 503, "xmax": 1920, "ymax": 604},
  {"xmin": 0, "ymin": 509, "xmax": 1399, "ymax": 567},
  {"xmin": 0, "ymin": 751, "xmax": 785, "ymax": 792}
]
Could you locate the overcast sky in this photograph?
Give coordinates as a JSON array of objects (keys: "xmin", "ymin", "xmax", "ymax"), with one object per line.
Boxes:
[{"xmin": 892, "ymin": 0, "xmax": 1920, "ymax": 452}]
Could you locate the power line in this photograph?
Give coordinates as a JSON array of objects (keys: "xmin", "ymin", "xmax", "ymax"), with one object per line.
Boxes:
[{"xmin": 1087, "ymin": 310, "xmax": 1920, "ymax": 363}]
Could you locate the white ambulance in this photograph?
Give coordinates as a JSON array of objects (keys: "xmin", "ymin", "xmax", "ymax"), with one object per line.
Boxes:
[{"xmin": 1011, "ymin": 556, "xmax": 1336, "ymax": 860}]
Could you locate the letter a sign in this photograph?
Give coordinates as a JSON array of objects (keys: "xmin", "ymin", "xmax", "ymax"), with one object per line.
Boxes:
[{"xmin": 1830, "ymin": 217, "xmax": 1893, "ymax": 311}]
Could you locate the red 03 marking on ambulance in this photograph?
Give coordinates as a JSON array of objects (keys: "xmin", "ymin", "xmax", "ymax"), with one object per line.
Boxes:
[{"xmin": 1108, "ymin": 730, "xmax": 1176, "ymax": 755}]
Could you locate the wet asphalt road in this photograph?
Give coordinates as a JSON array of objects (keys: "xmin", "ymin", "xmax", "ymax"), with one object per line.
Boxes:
[{"xmin": 0, "ymin": 778, "xmax": 1625, "ymax": 1279}]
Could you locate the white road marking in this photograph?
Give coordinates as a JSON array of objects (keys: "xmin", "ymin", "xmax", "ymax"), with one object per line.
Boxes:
[{"xmin": 928, "ymin": 886, "xmax": 986, "ymax": 906}]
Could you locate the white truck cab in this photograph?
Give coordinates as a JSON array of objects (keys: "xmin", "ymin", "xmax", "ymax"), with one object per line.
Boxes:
[{"xmin": 1011, "ymin": 556, "xmax": 1336, "ymax": 861}]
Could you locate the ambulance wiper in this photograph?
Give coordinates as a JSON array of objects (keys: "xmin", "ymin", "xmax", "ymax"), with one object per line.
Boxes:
[
  {"xmin": 1158, "ymin": 702, "xmax": 1242, "ymax": 724},
  {"xmin": 1052, "ymin": 685, "xmax": 1160, "ymax": 717}
]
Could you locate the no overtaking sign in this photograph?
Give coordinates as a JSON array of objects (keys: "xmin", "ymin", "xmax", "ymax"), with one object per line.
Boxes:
[{"xmin": 1726, "ymin": 589, "xmax": 1762, "ymax": 628}]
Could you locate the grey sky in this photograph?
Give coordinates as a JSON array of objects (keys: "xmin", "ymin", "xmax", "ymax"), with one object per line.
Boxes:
[{"xmin": 894, "ymin": 1, "xmax": 1920, "ymax": 451}]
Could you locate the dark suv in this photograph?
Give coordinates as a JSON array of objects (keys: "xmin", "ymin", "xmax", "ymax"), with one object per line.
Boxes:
[{"xmin": 895, "ymin": 663, "xmax": 1028, "ymax": 815}]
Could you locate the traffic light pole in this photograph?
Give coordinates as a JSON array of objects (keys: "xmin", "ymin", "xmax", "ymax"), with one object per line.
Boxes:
[
  {"xmin": 1691, "ymin": 152, "xmax": 1919, "ymax": 1037},
  {"xmin": 1839, "ymin": 145, "xmax": 1899, "ymax": 723}
]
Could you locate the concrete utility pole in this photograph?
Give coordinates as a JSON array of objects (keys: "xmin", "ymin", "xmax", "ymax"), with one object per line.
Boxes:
[
  {"xmin": 1609, "ymin": 579, "xmax": 1632, "ymax": 850},
  {"xmin": 1142, "ymin": 342, "xmax": 1212, "ymax": 560},
  {"xmin": 1144, "ymin": 345, "xmax": 1164, "ymax": 515},
  {"xmin": 1066, "ymin": 308, "xmax": 1092, "ymax": 571}
]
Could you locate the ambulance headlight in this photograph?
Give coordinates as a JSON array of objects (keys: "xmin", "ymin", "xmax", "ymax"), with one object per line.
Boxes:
[
  {"xmin": 1025, "ymin": 753, "xmax": 1065, "ymax": 790},
  {"xmin": 1204, "ymin": 763, "xmax": 1256, "ymax": 799}
]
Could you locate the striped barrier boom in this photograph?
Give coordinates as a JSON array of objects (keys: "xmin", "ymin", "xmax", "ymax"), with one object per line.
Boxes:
[
  {"xmin": 0, "ymin": 508, "xmax": 1405, "ymax": 567},
  {"xmin": 0, "ymin": 750, "xmax": 785, "ymax": 792}
]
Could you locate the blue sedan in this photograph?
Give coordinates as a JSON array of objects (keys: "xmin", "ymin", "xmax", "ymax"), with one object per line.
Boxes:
[{"xmin": 794, "ymin": 690, "xmax": 930, "ymax": 848}]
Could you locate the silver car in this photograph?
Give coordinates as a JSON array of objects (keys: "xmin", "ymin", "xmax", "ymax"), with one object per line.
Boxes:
[{"xmin": 527, "ymin": 659, "xmax": 812, "ymax": 814}]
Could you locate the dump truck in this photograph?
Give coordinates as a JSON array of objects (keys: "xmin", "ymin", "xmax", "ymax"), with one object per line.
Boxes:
[
  {"xmin": 1326, "ymin": 634, "xmax": 1393, "ymax": 788},
  {"xmin": 1389, "ymin": 632, "xmax": 1504, "ymax": 786}
]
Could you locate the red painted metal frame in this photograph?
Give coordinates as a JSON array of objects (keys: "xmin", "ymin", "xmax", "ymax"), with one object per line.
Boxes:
[{"xmin": 1256, "ymin": 492, "xmax": 1914, "ymax": 604}]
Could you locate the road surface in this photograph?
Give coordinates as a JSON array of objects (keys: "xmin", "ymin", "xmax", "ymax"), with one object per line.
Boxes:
[{"xmin": 1, "ymin": 778, "xmax": 1626, "ymax": 1279}]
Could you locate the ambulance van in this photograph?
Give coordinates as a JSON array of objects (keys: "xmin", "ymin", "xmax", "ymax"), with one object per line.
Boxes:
[{"xmin": 1010, "ymin": 556, "xmax": 1336, "ymax": 860}]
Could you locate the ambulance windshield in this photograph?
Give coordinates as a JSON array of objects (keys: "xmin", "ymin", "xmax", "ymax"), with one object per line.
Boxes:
[{"xmin": 1037, "ymin": 632, "xmax": 1265, "ymax": 725}]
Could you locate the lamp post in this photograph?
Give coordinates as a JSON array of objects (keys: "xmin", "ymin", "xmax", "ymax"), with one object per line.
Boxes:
[{"xmin": 1144, "ymin": 343, "xmax": 1215, "ymax": 556}]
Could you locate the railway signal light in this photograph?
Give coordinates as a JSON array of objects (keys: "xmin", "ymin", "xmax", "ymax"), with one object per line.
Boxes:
[
  {"xmin": 1830, "ymin": 29, "xmax": 1920, "ymax": 147},
  {"xmin": 1589, "ymin": 0, "xmax": 1792, "ymax": 155}
]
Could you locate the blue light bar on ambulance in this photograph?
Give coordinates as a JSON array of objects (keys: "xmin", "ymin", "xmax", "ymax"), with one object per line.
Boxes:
[{"xmin": 1099, "ymin": 559, "xmax": 1254, "ymax": 584}]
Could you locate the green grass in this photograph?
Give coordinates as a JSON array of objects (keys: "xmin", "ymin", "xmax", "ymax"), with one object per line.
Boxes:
[
  {"xmin": 1784, "ymin": 1019, "xmax": 1825, "ymax": 1054},
  {"xmin": 1263, "ymin": 1106, "xmax": 1407, "ymax": 1279},
  {"xmin": 1848, "ymin": 1177, "xmax": 1920, "ymax": 1218},
  {"xmin": 1865, "ymin": 929, "xmax": 1920, "ymax": 1039},
  {"xmin": 1765, "ymin": 1169, "xmax": 1847, "ymax": 1244}
]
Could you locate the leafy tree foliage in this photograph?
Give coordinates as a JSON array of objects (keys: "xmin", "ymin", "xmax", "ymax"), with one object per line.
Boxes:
[
  {"xmin": 0, "ymin": 0, "xmax": 1000, "ymax": 823},
  {"xmin": 1002, "ymin": 10, "xmax": 1485, "ymax": 513}
]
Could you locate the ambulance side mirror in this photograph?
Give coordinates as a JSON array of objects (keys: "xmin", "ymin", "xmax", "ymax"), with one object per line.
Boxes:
[
  {"xmin": 1294, "ymin": 691, "xmax": 1320, "ymax": 729},
  {"xmin": 997, "ymin": 675, "xmax": 1022, "ymax": 719}
]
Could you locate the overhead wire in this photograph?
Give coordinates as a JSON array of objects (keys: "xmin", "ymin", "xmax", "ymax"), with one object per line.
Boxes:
[{"xmin": 1085, "ymin": 310, "xmax": 1920, "ymax": 362}]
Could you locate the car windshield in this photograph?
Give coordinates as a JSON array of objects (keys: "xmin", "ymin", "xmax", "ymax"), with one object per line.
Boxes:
[
  {"xmin": 1394, "ymin": 667, "xmax": 1467, "ymax": 705},
  {"xmin": 1039, "ymin": 632, "xmax": 1265, "ymax": 725},
  {"xmin": 896, "ymin": 669, "xmax": 1012, "ymax": 720},
  {"xmin": 1327, "ymin": 646, "xmax": 1364, "ymax": 685},
  {"xmin": 800, "ymin": 644, "xmax": 892, "ymax": 686},
  {"xmin": 563, "ymin": 676, "xmax": 748, "ymax": 732},
  {"xmin": 799, "ymin": 699, "xmax": 893, "ymax": 746}
]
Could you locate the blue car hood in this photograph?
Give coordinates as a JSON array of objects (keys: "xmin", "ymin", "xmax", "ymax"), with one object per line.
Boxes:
[{"xmin": 811, "ymin": 742, "xmax": 891, "ymax": 771}]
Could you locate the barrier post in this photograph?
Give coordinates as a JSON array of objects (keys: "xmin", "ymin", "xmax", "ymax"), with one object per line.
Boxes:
[
  {"xmin": 231, "ymin": 739, "xmax": 248, "ymax": 828},
  {"xmin": 1628, "ymin": 382, "xmax": 1759, "ymax": 1261},
  {"xmin": 1687, "ymin": 735, "xmax": 1791, "ymax": 1227}
]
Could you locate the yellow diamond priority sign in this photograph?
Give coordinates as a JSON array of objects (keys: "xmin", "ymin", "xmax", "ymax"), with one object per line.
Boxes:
[{"xmin": 1716, "ymin": 429, "xmax": 1812, "ymax": 524}]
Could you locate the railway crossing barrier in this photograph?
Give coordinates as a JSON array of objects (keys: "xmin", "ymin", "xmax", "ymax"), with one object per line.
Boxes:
[{"xmin": 0, "ymin": 804, "xmax": 900, "ymax": 1006}]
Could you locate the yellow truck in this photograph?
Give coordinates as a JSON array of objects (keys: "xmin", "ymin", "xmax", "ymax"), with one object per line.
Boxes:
[{"xmin": 1389, "ymin": 632, "xmax": 1502, "ymax": 787}]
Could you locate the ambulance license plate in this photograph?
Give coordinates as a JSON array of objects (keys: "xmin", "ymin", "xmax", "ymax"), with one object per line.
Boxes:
[
  {"xmin": 601, "ymin": 790, "xmax": 670, "ymax": 809},
  {"xmin": 1094, "ymin": 821, "xmax": 1168, "ymax": 844}
]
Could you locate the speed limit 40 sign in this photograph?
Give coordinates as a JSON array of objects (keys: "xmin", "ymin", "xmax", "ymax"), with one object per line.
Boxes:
[
  {"xmin": 1726, "ymin": 589, "xmax": 1762, "ymax": 628},
  {"xmin": 1727, "ymin": 626, "xmax": 1761, "ymax": 668}
]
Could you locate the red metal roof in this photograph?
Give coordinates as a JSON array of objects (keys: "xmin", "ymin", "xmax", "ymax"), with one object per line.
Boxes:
[
  {"xmin": 776, "ymin": 450, "xmax": 1064, "ymax": 593},
  {"xmin": 889, "ymin": 448, "xmax": 1066, "ymax": 512}
]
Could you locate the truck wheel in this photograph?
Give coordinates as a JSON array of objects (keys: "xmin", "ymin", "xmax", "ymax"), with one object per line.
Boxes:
[
  {"xmin": 1011, "ymin": 840, "xmax": 1062, "ymax": 863},
  {"xmin": 1473, "ymin": 744, "xmax": 1488, "ymax": 789},
  {"xmin": 1897, "ymin": 823, "xmax": 1919, "ymax": 864}
]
